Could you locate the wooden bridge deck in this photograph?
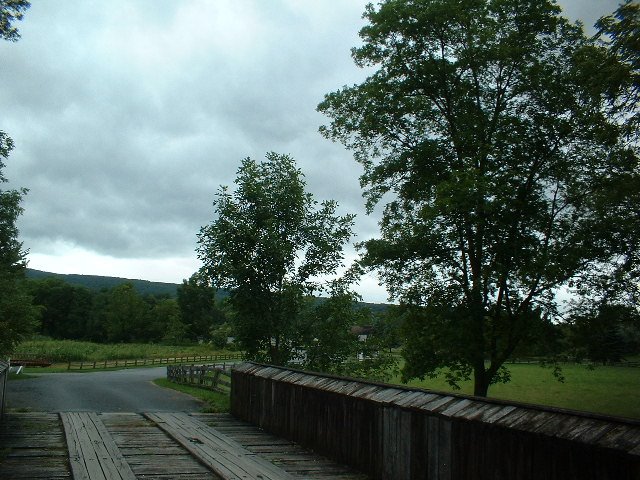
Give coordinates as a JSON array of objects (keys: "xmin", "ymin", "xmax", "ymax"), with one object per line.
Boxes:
[{"xmin": 0, "ymin": 412, "xmax": 369, "ymax": 480}]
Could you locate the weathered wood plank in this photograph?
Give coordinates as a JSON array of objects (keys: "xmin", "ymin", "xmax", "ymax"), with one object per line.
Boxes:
[
  {"xmin": 193, "ymin": 413, "xmax": 369, "ymax": 480},
  {"xmin": 60, "ymin": 412, "xmax": 136, "ymax": 480},
  {"xmin": 0, "ymin": 413, "xmax": 71, "ymax": 480},
  {"xmin": 145, "ymin": 412, "xmax": 296, "ymax": 480},
  {"xmin": 100, "ymin": 412, "xmax": 219, "ymax": 479}
]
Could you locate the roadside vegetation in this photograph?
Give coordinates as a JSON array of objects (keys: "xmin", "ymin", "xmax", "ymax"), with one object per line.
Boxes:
[{"xmin": 153, "ymin": 378, "xmax": 230, "ymax": 413}]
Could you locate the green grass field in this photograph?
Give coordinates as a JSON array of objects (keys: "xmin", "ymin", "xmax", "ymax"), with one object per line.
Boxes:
[
  {"xmin": 395, "ymin": 363, "xmax": 640, "ymax": 419},
  {"xmin": 15, "ymin": 338, "xmax": 236, "ymax": 363}
]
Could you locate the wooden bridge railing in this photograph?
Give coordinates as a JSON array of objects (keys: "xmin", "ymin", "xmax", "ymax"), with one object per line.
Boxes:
[
  {"xmin": 0, "ymin": 359, "xmax": 9, "ymax": 420},
  {"xmin": 231, "ymin": 362, "xmax": 640, "ymax": 480},
  {"xmin": 167, "ymin": 364, "xmax": 232, "ymax": 394}
]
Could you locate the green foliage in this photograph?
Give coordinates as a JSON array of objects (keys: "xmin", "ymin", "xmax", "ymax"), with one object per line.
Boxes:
[
  {"xmin": 177, "ymin": 272, "xmax": 225, "ymax": 341},
  {"xmin": 154, "ymin": 298, "xmax": 187, "ymax": 345},
  {"xmin": 0, "ymin": 274, "xmax": 38, "ymax": 356},
  {"xmin": 319, "ymin": 0, "xmax": 639, "ymax": 396},
  {"xmin": 370, "ymin": 305, "xmax": 404, "ymax": 351},
  {"xmin": 209, "ymin": 322, "xmax": 234, "ymax": 349},
  {"xmin": 25, "ymin": 277, "xmax": 195, "ymax": 344},
  {"xmin": 0, "ymin": 0, "xmax": 29, "ymax": 42},
  {"xmin": 26, "ymin": 278, "xmax": 93, "ymax": 339},
  {"xmin": 197, "ymin": 153, "xmax": 355, "ymax": 365},
  {"xmin": 295, "ymin": 283, "xmax": 397, "ymax": 381},
  {"xmin": 299, "ymin": 286, "xmax": 363, "ymax": 373},
  {"xmin": 98, "ymin": 284, "xmax": 150, "ymax": 343},
  {"xmin": 568, "ymin": 303, "xmax": 640, "ymax": 364},
  {"xmin": 596, "ymin": 0, "xmax": 640, "ymax": 135},
  {"xmin": 585, "ymin": 1, "xmax": 640, "ymax": 310},
  {"xmin": 0, "ymin": 214, "xmax": 36, "ymax": 360}
]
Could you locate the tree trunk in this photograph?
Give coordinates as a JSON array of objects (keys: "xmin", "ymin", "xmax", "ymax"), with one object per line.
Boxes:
[{"xmin": 473, "ymin": 363, "xmax": 489, "ymax": 397}]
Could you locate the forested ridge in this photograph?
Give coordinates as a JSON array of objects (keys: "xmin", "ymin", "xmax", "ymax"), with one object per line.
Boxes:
[{"xmin": 26, "ymin": 268, "xmax": 181, "ymax": 297}]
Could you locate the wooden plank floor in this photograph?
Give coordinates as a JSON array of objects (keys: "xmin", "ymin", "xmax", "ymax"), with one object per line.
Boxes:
[
  {"xmin": 146, "ymin": 412, "xmax": 297, "ymax": 479},
  {"xmin": 101, "ymin": 413, "xmax": 220, "ymax": 480},
  {"xmin": 0, "ymin": 412, "xmax": 70, "ymax": 479},
  {"xmin": 61, "ymin": 412, "xmax": 137, "ymax": 480},
  {"xmin": 193, "ymin": 414, "xmax": 369, "ymax": 479},
  {"xmin": 0, "ymin": 413, "xmax": 369, "ymax": 480}
]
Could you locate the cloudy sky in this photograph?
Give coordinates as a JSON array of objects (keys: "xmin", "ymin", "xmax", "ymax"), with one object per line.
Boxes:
[{"xmin": 0, "ymin": 0, "xmax": 621, "ymax": 303}]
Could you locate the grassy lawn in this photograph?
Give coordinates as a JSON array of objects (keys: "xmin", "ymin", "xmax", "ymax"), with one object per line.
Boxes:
[
  {"xmin": 153, "ymin": 378, "xmax": 230, "ymax": 413},
  {"xmin": 395, "ymin": 363, "xmax": 640, "ymax": 419}
]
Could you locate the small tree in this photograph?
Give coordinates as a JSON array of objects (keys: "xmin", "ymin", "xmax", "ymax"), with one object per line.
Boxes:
[
  {"xmin": 197, "ymin": 153, "xmax": 354, "ymax": 365},
  {"xmin": 299, "ymin": 284, "xmax": 363, "ymax": 373}
]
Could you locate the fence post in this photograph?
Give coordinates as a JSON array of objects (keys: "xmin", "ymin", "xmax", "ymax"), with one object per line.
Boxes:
[{"xmin": 0, "ymin": 360, "xmax": 9, "ymax": 421}]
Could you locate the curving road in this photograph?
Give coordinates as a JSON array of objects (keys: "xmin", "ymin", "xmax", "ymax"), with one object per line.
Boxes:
[{"xmin": 6, "ymin": 367, "xmax": 204, "ymax": 412}]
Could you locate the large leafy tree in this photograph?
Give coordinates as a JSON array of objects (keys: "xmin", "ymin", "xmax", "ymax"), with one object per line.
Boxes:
[
  {"xmin": 583, "ymin": 1, "xmax": 640, "ymax": 309},
  {"xmin": 319, "ymin": 0, "xmax": 638, "ymax": 396},
  {"xmin": 0, "ymin": 0, "xmax": 37, "ymax": 356},
  {"xmin": 197, "ymin": 153, "xmax": 354, "ymax": 365}
]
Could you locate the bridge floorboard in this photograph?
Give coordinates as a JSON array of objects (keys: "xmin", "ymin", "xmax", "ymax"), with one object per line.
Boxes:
[{"xmin": 0, "ymin": 412, "xmax": 368, "ymax": 480}]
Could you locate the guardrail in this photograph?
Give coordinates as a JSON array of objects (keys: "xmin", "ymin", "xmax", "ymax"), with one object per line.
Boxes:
[
  {"xmin": 67, "ymin": 353, "xmax": 243, "ymax": 370},
  {"xmin": 167, "ymin": 364, "xmax": 232, "ymax": 394},
  {"xmin": 0, "ymin": 359, "xmax": 9, "ymax": 421}
]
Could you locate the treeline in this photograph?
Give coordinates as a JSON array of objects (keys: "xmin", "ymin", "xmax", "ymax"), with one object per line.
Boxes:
[
  {"xmin": 26, "ymin": 274, "xmax": 227, "ymax": 345},
  {"xmin": 23, "ymin": 272, "xmax": 640, "ymax": 369}
]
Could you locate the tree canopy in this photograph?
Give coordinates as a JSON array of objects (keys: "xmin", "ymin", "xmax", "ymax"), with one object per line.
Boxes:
[
  {"xmin": 319, "ymin": 0, "xmax": 639, "ymax": 396},
  {"xmin": 197, "ymin": 153, "xmax": 355, "ymax": 365}
]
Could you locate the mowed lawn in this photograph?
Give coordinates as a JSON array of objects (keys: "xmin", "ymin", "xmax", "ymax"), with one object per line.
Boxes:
[{"xmin": 395, "ymin": 363, "xmax": 640, "ymax": 419}]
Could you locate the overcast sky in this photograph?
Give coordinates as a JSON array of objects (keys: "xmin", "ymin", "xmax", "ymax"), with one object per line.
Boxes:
[{"xmin": 0, "ymin": 0, "xmax": 621, "ymax": 303}]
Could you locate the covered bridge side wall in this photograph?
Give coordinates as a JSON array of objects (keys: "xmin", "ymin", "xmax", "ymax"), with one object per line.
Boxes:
[{"xmin": 231, "ymin": 362, "xmax": 640, "ymax": 480}]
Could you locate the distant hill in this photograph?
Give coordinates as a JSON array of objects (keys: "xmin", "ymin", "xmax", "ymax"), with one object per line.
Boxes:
[
  {"xmin": 26, "ymin": 269, "xmax": 180, "ymax": 297},
  {"xmin": 25, "ymin": 268, "xmax": 390, "ymax": 312}
]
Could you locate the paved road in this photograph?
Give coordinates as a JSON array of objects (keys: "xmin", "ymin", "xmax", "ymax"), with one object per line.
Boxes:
[{"xmin": 5, "ymin": 367, "xmax": 204, "ymax": 412}]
